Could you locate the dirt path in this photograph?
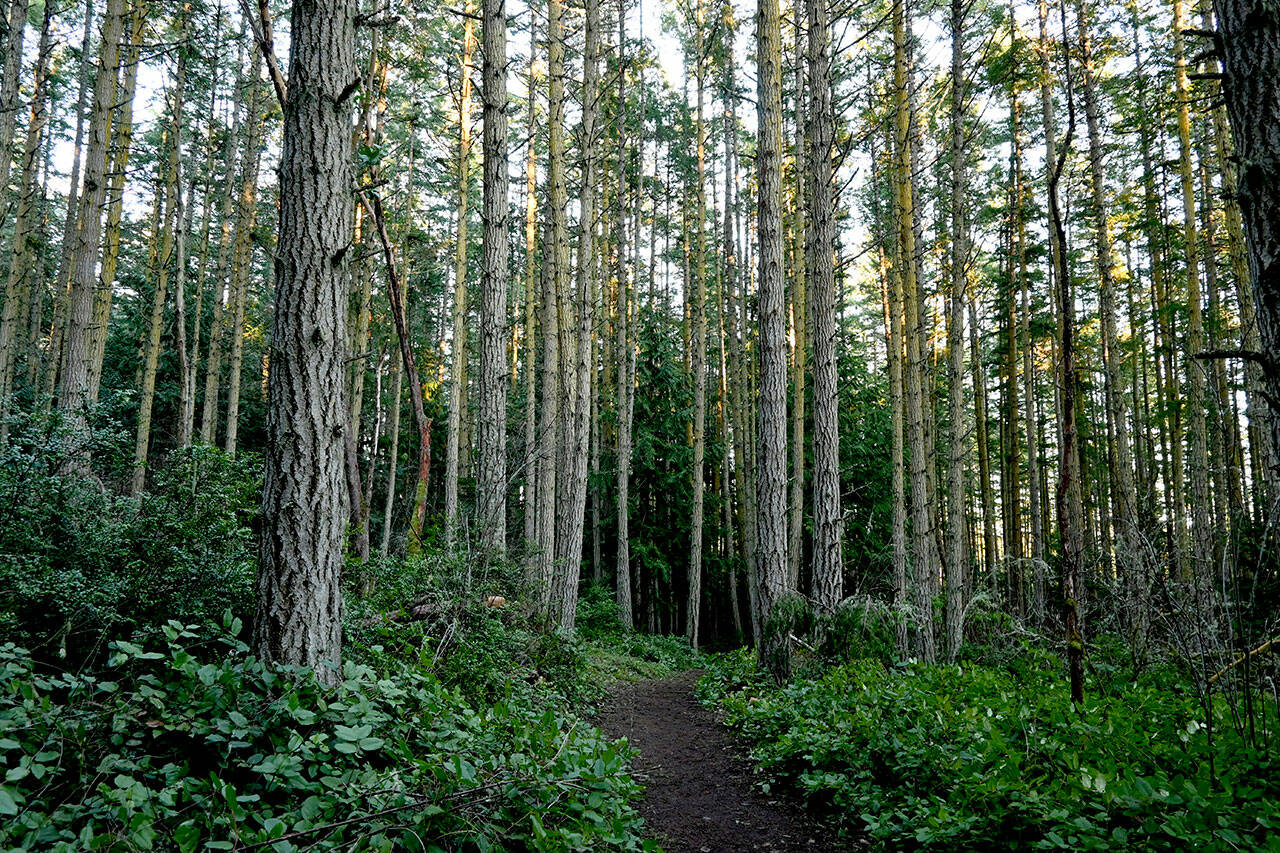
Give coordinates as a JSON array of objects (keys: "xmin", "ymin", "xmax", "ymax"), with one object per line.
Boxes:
[{"xmin": 596, "ymin": 671, "xmax": 831, "ymax": 853}]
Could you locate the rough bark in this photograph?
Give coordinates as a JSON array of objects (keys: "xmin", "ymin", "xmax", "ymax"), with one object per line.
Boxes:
[
  {"xmin": 894, "ymin": 0, "xmax": 935, "ymax": 662},
  {"xmin": 445, "ymin": 7, "xmax": 476, "ymax": 552},
  {"xmin": 944, "ymin": 0, "xmax": 969, "ymax": 660},
  {"xmin": 756, "ymin": 0, "xmax": 791, "ymax": 679},
  {"xmin": 479, "ymin": 0, "xmax": 509, "ymax": 553},
  {"xmin": 0, "ymin": 0, "xmax": 52, "ymax": 437},
  {"xmin": 1213, "ymin": 0, "xmax": 1280, "ymax": 511},
  {"xmin": 687, "ymin": 5, "xmax": 708, "ymax": 648},
  {"xmin": 0, "ymin": 0, "xmax": 30, "ymax": 200},
  {"xmin": 552, "ymin": 0, "xmax": 599, "ymax": 632},
  {"xmin": 615, "ymin": 0, "xmax": 634, "ymax": 629},
  {"xmin": 55, "ymin": 0, "xmax": 127, "ymax": 440},
  {"xmin": 807, "ymin": 0, "xmax": 840, "ymax": 611},
  {"xmin": 253, "ymin": 0, "xmax": 357, "ymax": 683}
]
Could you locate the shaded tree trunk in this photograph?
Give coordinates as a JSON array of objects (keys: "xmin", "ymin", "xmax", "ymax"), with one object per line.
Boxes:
[
  {"xmin": 253, "ymin": 0, "xmax": 357, "ymax": 684},
  {"xmin": 479, "ymin": 0, "xmax": 509, "ymax": 553}
]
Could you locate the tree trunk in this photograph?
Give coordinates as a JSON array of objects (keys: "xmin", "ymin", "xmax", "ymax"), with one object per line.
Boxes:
[
  {"xmin": 1076, "ymin": 0, "xmax": 1141, "ymax": 613},
  {"xmin": 1213, "ymin": 0, "xmax": 1280, "ymax": 511},
  {"xmin": 1049, "ymin": 20, "xmax": 1084, "ymax": 704},
  {"xmin": 0, "ymin": 0, "xmax": 52, "ymax": 439},
  {"xmin": 199, "ymin": 53, "xmax": 246, "ymax": 446},
  {"xmin": 944, "ymin": 0, "xmax": 969, "ymax": 660},
  {"xmin": 42, "ymin": 0, "xmax": 96, "ymax": 406},
  {"xmin": 1173, "ymin": 0, "xmax": 1216, "ymax": 573},
  {"xmin": 223, "ymin": 66, "xmax": 264, "ymax": 458},
  {"xmin": 0, "ymin": 0, "xmax": 31, "ymax": 201},
  {"xmin": 479, "ymin": 0, "xmax": 509, "ymax": 553},
  {"xmin": 807, "ymin": 0, "xmax": 840, "ymax": 611},
  {"xmin": 522, "ymin": 23, "xmax": 540, "ymax": 550},
  {"xmin": 254, "ymin": 0, "xmax": 357, "ymax": 684},
  {"xmin": 788, "ymin": 15, "xmax": 806, "ymax": 592},
  {"xmin": 552, "ymin": 0, "xmax": 600, "ymax": 632},
  {"xmin": 756, "ymin": 0, "xmax": 791, "ymax": 679},
  {"xmin": 615, "ymin": 0, "xmax": 634, "ymax": 629},
  {"xmin": 687, "ymin": 4, "xmax": 708, "ymax": 648},
  {"xmin": 55, "ymin": 0, "xmax": 127, "ymax": 441},
  {"xmin": 132, "ymin": 30, "xmax": 187, "ymax": 495},
  {"xmin": 445, "ymin": 6, "xmax": 476, "ymax": 552},
  {"xmin": 894, "ymin": 0, "xmax": 935, "ymax": 662}
]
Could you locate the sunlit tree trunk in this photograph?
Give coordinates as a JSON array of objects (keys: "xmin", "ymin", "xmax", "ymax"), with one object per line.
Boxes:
[
  {"xmin": 223, "ymin": 67, "xmax": 264, "ymax": 458},
  {"xmin": 445, "ymin": 6, "xmax": 476, "ymax": 551},
  {"xmin": 895, "ymin": 0, "xmax": 935, "ymax": 662},
  {"xmin": 1172, "ymin": 0, "xmax": 1215, "ymax": 573}
]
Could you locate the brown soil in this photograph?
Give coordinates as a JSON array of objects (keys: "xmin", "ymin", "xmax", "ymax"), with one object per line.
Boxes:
[{"xmin": 596, "ymin": 671, "xmax": 839, "ymax": 853}]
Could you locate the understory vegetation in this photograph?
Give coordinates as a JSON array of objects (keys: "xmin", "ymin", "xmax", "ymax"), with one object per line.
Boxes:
[
  {"xmin": 0, "ymin": 424, "xmax": 692, "ymax": 852},
  {"xmin": 700, "ymin": 603, "xmax": 1280, "ymax": 851}
]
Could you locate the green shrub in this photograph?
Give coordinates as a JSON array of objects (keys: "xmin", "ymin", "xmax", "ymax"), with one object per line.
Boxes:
[
  {"xmin": 700, "ymin": 653, "xmax": 1280, "ymax": 851},
  {"xmin": 0, "ymin": 417, "xmax": 259, "ymax": 659},
  {"xmin": 0, "ymin": 618, "xmax": 654, "ymax": 852},
  {"xmin": 576, "ymin": 584, "xmax": 626, "ymax": 641}
]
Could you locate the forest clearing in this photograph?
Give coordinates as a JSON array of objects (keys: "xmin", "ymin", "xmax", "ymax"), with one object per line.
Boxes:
[{"xmin": 1, "ymin": 0, "xmax": 1279, "ymax": 846}]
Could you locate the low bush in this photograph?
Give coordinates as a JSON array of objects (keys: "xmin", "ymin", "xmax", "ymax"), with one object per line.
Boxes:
[
  {"xmin": 700, "ymin": 650, "xmax": 1280, "ymax": 851},
  {"xmin": 0, "ymin": 414, "xmax": 259, "ymax": 660},
  {"xmin": 0, "ymin": 617, "xmax": 655, "ymax": 852}
]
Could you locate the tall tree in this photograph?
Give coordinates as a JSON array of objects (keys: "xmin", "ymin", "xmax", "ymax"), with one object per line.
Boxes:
[
  {"xmin": 253, "ymin": 0, "xmax": 356, "ymax": 683},
  {"xmin": 56, "ymin": 0, "xmax": 128, "ymax": 440},
  {"xmin": 615, "ymin": 0, "xmax": 635, "ymax": 628},
  {"xmin": 445, "ymin": 5, "xmax": 476, "ymax": 551},
  {"xmin": 478, "ymin": 0, "xmax": 509, "ymax": 553},
  {"xmin": 894, "ymin": 0, "xmax": 936, "ymax": 662},
  {"xmin": 0, "ymin": 0, "xmax": 52, "ymax": 436},
  {"xmin": 944, "ymin": 0, "xmax": 969, "ymax": 660},
  {"xmin": 132, "ymin": 17, "xmax": 189, "ymax": 494},
  {"xmin": 807, "ymin": 0, "xmax": 840, "ymax": 610},
  {"xmin": 1212, "ymin": 0, "xmax": 1280, "ymax": 501},
  {"xmin": 756, "ymin": 0, "xmax": 792, "ymax": 679},
  {"xmin": 687, "ymin": 0, "xmax": 708, "ymax": 648}
]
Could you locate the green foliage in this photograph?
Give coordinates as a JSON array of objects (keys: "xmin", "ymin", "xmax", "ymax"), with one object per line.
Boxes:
[
  {"xmin": 0, "ymin": 619, "xmax": 655, "ymax": 852},
  {"xmin": 0, "ymin": 415, "xmax": 258, "ymax": 659},
  {"xmin": 819, "ymin": 596, "xmax": 901, "ymax": 664},
  {"xmin": 699, "ymin": 652, "xmax": 1280, "ymax": 851}
]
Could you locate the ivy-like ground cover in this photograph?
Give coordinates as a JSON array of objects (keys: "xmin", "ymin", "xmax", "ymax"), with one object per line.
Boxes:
[
  {"xmin": 700, "ymin": 649, "xmax": 1280, "ymax": 851},
  {"xmin": 0, "ymin": 615, "xmax": 666, "ymax": 852}
]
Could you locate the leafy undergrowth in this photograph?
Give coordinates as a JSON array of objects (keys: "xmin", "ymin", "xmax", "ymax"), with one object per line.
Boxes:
[
  {"xmin": 0, "ymin": 575, "xmax": 694, "ymax": 851},
  {"xmin": 699, "ymin": 649, "xmax": 1280, "ymax": 851}
]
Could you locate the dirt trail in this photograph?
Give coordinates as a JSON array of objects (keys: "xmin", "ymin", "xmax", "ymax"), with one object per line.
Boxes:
[{"xmin": 596, "ymin": 671, "xmax": 832, "ymax": 853}]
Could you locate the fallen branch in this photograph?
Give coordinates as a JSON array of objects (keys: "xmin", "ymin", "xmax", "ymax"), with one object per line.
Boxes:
[{"xmin": 1209, "ymin": 637, "xmax": 1278, "ymax": 684}]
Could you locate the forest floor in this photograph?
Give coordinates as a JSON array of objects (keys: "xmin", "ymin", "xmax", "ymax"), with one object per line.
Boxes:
[{"xmin": 597, "ymin": 671, "xmax": 843, "ymax": 853}]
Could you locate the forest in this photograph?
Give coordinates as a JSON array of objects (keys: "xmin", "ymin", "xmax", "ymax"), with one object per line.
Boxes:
[{"xmin": 1, "ymin": 0, "xmax": 1279, "ymax": 845}]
